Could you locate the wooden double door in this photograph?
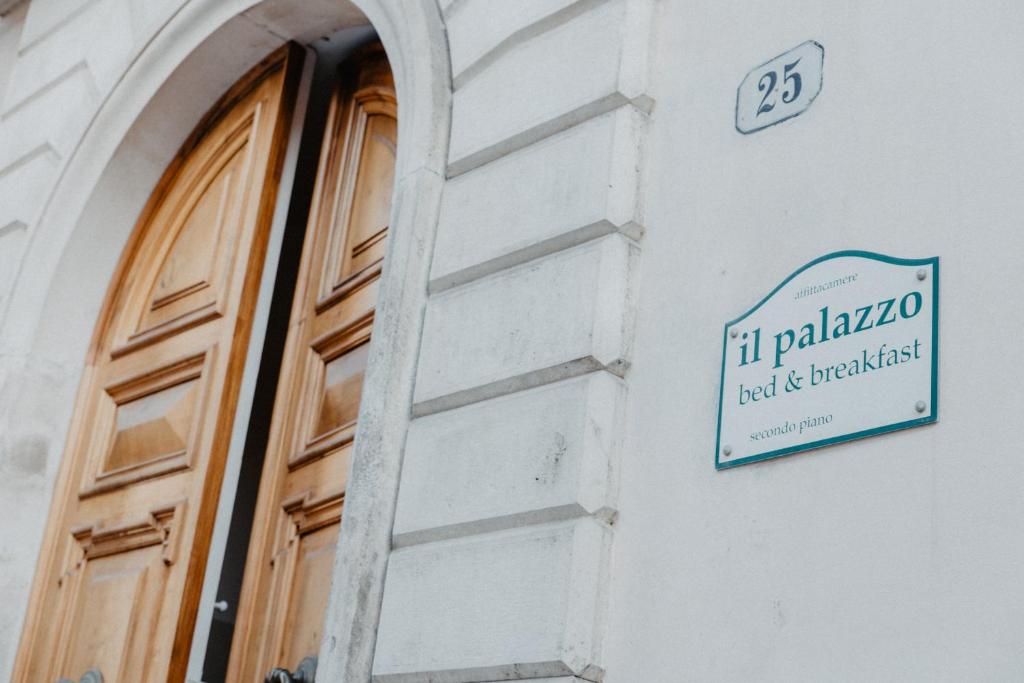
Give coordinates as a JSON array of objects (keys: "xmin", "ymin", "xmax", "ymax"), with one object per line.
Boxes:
[{"xmin": 13, "ymin": 42, "xmax": 397, "ymax": 683}]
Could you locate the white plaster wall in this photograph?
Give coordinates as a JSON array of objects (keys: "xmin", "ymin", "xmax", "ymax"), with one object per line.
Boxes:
[
  {"xmin": 7, "ymin": 0, "xmax": 1024, "ymax": 681},
  {"xmin": 605, "ymin": 1, "xmax": 1024, "ymax": 680}
]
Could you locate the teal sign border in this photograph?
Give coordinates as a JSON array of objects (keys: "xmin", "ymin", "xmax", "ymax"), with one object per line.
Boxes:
[{"xmin": 715, "ymin": 250, "xmax": 939, "ymax": 470}]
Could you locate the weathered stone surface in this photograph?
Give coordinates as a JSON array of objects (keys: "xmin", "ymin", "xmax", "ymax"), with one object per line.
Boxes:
[
  {"xmin": 414, "ymin": 234, "xmax": 638, "ymax": 412},
  {"xmin": 16, "ymin": 0, "xmax": 93, "ymax": 50},
  {"xmin": 445, "ymin": 0, "xmax": 576, "ymax": 79},
  {"xmin": 395, "ymin": 372, "xmax": 624, "ymax": 546},
  {"xmin": 4, "ymin": 0, "xmax": 131, "ymax": 113},
  {"xmin": 373, "ymin": 518, "xmax": 609, "ymax": 682},
  {"xmin": 432, "ymin": 105, "xmax": 646, "ymax": 291},
  {"xmin": 448, "ymin": 0, "xmax": 651, "ymax": 175}
]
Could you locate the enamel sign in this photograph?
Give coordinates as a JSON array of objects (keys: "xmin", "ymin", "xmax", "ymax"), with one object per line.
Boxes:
[
  {"xmin": 736, "ymin": 41, "xmax": 823, "ymax": 134},
  {"xmin": 716, "ymin": 252, "xmax": 938, "ymax": 469}
]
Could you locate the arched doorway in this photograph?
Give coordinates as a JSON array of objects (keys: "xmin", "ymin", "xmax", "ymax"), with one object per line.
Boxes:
[{"xmin": 7, "ymin": 1, "xmax": 451, "ymax": 681}]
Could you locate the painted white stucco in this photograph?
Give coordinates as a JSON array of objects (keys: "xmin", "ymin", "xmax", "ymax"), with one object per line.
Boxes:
[
  {"xmin": 605, "ymin": 1, "xmax": 1024, "ymax": 680},
  {"xmin": 1, "ymin": 0, "xmax": 1024, "ymax": 681}
]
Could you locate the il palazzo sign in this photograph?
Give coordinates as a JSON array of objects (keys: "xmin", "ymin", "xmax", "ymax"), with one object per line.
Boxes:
[{"xmin": 716, "ymin": 251, "xmax": 938, "ymax": 469}]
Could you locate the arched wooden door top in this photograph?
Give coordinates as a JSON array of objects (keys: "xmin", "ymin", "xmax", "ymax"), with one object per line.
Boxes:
[{"xmin": 13, "ymin": 45, "xmax": 304, "ymax": 683}]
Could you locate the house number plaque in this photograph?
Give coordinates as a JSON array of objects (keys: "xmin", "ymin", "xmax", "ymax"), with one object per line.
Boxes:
[{"xmin": 736, "ymin": 40, "xmax": 824, "ymax": 134}]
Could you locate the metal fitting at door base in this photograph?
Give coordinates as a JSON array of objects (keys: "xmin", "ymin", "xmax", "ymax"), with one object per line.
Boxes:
[
  {"xmin": 58, "ymin": 669, "xmax": 103, "ymax": 683},
  {"xmin": 265, "ymin": 655, "xmax": 317, "ymax": 683}
]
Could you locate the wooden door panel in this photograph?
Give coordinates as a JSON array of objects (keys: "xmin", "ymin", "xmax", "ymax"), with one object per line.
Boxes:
[
  {"xmin": 13, "ymin": 46, "xmax": 303, "ymax": 683},
  {"xmin": 296, "ymin": 314, "xmax": 373, "ymax": 467},
  {"xmin": 315, "ymin": 338, "xmax": 369, "ymax": 437},
  {"xmin": 335, "ymin": 112, "xmax": 395, "ymax": 281},
  {"xmin": 59, "ymin": 560, "xmax": 152, "ymax": 680},
  {"xmin": 51, "ymin": 502, "xmax": 185, "ymax": 682},
  {"xmin": 277, "ymin": 500, "xmax": 342, "ymax": 666},
  {"xmin": 105, "ymin": 376, "xmax": 198, "ymax": 472},
  {"xmin": 319, "ymin": 58, "xmax": 396, "ymax": 304},
  {"xmin": 80, "ymin": 350, "xmax": 211, "ymax": 497},
  {"xmin": 309, "ymin": 275, "xmax": 379, "ymax": 340},
  {"xmin": 227, "ymin": 43, "xmax": 395, "ymax": 682},
  {"xmin": 114, "ymin": 103, "xmax": 261, "ymax": 360},
  {"xmin": 139, "ymin": 135, "xmax": 248, "ymax": 333},
  {"xmin": 242, "ymin": 443, "xmax": 350, "ymax": 679}
]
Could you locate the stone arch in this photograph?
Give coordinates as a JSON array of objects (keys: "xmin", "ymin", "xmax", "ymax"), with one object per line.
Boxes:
[{"xmin": 1, "ymin": 0, "xmax": 451, "ymax": 678}]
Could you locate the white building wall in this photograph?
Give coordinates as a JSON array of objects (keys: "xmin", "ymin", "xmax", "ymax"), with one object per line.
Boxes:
[
  {"xmin": 604, "ymin": 1, "xmax": 1024, "ymax": 681},
  {"xmin": 1, "ymin": 0, "xmax": 1024, "ymax": 681}
]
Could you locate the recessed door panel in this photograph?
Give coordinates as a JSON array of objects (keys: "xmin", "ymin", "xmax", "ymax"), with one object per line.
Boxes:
[
  {"xmin": 279, "ymin": 506, "xmax": 341, "ymax": 667},
  {"xmin": 52, "ymin": 503, "xmax": 182, "ymax": 682},
  {"xmin": 106, "ymin": 375, "xmax": 198, "ymax": 472},
  {"xmin": 141, "ymin": 135, "xmax": 249, "ymax": 333},
  {"xmin": 257, "ymin": 488, "xmax": 344, "ymax": 674},
  {"xmin": 340, "ymin": 113, "xmax": 395, "ymax": 279},
  {"xmin": 88, "ymin": 351, "xmax": 209, "ymax": 493},
  {"xmin": 61, "ymin": 562, "xmax": 151, "ymax": 680}
]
